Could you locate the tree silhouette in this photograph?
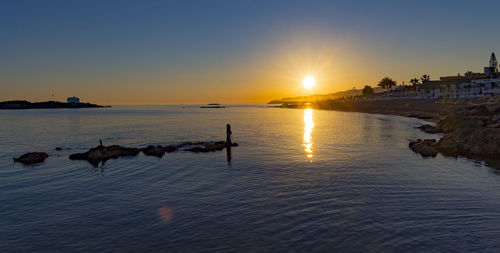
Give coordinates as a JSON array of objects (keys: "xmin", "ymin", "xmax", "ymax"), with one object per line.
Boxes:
[
  {"xmin": 421, "ymin": 74, "xmax": 430, "ymax": 84},
  {"xmin": 490, "ymin": 52, "xmax": 498, "ymax": 76},
  {"xmin": 378, "ymin": 77, "xmax": 396, "ymax": 90},
  {"xmin": 362, "ymin": 85, "xmax": 374, "ymax": 98},
  {"xmin": 410, "ymin": 78, "xmax": 419, "ymax": 86}
]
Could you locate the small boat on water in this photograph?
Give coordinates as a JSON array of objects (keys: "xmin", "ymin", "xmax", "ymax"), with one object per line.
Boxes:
[{"xmin": 200, "ymin": 103, "xmax": 226, "ymax": 108}]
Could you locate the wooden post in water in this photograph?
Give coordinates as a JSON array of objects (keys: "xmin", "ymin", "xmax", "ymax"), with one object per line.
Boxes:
[
  {"xmin": 226, "ymin": 124, "xmax": 232, "ymax": 161},
  {"xmin": 226, "ymin": 124, "xmax": 232, "ymax": 147}
]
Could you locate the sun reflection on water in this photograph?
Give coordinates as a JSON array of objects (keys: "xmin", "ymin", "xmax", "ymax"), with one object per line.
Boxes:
[{"xmin": 303, "ymin": 109, "xmax": 314, "ymax": 159}]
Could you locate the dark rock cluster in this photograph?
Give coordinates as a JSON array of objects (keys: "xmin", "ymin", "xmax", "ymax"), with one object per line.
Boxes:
[
  {"xmin": 409, "ymin": 139, "xmax": 438, "ymax": 157},
  {"xmin": 13, "ymin": 125, "xmax": 238, "ymax": 166},
  {"xmin": 435, "ymin": 105, "xmax": 500, "ymax": 158},
  {"xmin": 14, "ymin": 140, "xmax": 239, "ymax": 166},
  {"xmin": 414, "ymin": 104, "xmax": 500, "ymax": 160},
  {"xmin": 416, "ymin": 124, "xmax": 442, "ymax": 134},
  {"xmin": 13, "ymin": 152, "xmax": 49, "ymax": 165},
  {"xmin": 140, "ymin": 145, "xmax": 178, "ymax": 157},
  {"xmin": 69, "ymin": 144, "xmax": 140, "ymax": 166},
  {"xmin": 184, "ymin": 141, "xmax": 227, "ymax": 152}
]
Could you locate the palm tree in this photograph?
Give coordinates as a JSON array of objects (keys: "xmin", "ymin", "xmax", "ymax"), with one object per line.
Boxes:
[
  {"xmin": 378, "ymin": 77, "xmax": 397, "ymax": 91},
  {"xmin": 410, "ymin": 78, "xmax": 419, "ymax": 86},
  {"xmin": 421, "ymin": 74, "xmax": 430, "ymax": 84}
]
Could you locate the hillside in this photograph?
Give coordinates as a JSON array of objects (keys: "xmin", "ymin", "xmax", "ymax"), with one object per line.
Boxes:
[{"xmin": 268, "ymin": 87, "xmax": 384, "ymax": 104}]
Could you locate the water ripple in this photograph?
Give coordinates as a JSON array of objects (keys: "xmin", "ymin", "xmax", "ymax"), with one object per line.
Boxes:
[{"xmin": 1, "ymin": 106, "xmax": 500, "ymax": 252}]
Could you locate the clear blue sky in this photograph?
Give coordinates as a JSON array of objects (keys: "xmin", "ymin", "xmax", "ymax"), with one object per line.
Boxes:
[{"xmin": 1, "ymin": 0, "xmax": 499, "ymax": 104}]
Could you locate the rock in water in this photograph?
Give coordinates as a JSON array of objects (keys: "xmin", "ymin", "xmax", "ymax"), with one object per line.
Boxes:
[
  {"xmin": 184, "ymin": 146, "xmax": 209, "ymax": 152},
  {"xmin": 164, "ymin": 145, "xmax": 178, "ymax": 153},
  {"xmin": 435, "ymin": 134, "xmax": 459, "ymax": 156},
  {"xmin": 14, "ymin": 152, "xmax": 48, "ymax": 164},
  {"xmin": 69, "ymin": 144, "xmax": 139, "ymax": 166},
  {"xmin": 176, "ymin": 141, "xmax": 208, "ymax": 148},
  {"xmin": 184, "ymin": 141, "xmax": 228, "ymax": 152},
  {"xmin": 140, "ymin": 145, "xmax": 179, "ymax": 157},
  {"xmin": 418, "ymin": 145, "xmax": 439, "ymax": 157},
  {"xmin": 409, "ymin": 139, "xmax": 438, "ymax": 157},
  {"xmin": 434, "ymin": 104, "xmax": 500, "ymax": 159},
  {"xmin": 106, "ymin": 145, "xmax": 140, "ymax": 157},
  {"xmin": 141, "ymin": 145, "xmax": 166, "ymax": 157},
  {"xmin": 417, "ymin": 124, "xmax": 442, "ymax": 134}
]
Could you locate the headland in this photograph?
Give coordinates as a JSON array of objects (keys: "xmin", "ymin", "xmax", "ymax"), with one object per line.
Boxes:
[{"xmin": 0, "ymin": 100, "xmax": 109, "ymax": 110}]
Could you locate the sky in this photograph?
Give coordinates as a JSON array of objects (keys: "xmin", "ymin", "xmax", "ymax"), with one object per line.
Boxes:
[{"xmin": 1, "ymin": 0, "xmax": 500, "ymax": 105}]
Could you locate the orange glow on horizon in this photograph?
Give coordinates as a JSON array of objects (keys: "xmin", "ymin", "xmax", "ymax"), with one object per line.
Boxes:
[{"xmin": 0, "ymin": 34, "xmax": 373, "ymax": 105}]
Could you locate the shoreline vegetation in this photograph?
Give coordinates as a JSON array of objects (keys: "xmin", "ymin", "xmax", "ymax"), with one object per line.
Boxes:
[
  {"xmin": 278, "ymin": 98, "xmax": 500, "ymax": 167},
  {"xmin": 0, "ymin": 100, "xmax": 109, "ymax": 109}
]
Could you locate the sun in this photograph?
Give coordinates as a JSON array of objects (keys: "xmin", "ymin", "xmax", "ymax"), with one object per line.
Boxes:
[{"xmin": 302, "ymin": 76, "xmax": 315, "ymax": 89}]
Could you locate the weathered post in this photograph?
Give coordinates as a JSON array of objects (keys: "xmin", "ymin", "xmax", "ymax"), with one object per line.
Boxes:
[
  {"xmin": 226, "ymin": 124, "xmax": 232, "ymax": 161},
  {"xmin": 226, "ymin": 124, "xmax": 232, "ymax": 147}
]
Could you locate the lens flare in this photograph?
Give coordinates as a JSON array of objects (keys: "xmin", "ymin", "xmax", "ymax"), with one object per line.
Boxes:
[{"xmin": 158, "ymin": 205, "xmax": 174, "ymax": 221}]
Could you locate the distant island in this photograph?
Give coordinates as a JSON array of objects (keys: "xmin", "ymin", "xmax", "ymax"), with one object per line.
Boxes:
[
  {"xmin": 201, "ymin": 103, "xmax": 226, "ymax": 108},
  {"xmin": 0, "ymin": 100, "xmax": 109, "ymax": 110}
]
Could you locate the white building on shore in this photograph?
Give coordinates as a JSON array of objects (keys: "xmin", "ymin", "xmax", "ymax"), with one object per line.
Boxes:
[
  {"xmin": 375, "ymin": 75, "xmax": 500, "ymax": 100},
  {"xmin": 445, "ymin": 79, "xmax": 500, "ymax": 98},
  {"xmin": 67, "ymin": 96, "xmax": 80, "ymax": 103}
]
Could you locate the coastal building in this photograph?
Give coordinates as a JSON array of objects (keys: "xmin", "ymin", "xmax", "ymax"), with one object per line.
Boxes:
[
  {"xmin": 363, "ymin": 76, "xmax": 500, "ymax": 101},
  {"xmin": 379, "ymin": 67, "xmax": 500, "ymax": 100},
  {"xmin": 67, "ymin": 96, "xmax": 80, "ymax": 103},
  {"xmin": 444, "ymin": 79, "xmax": 500, "ymax": 98},
  {"xmin": 327, "ymin": 54, "xmax": 500, "ymax": 102},
  {"xmin": 408, "ymin": 78, "xmax": 500, "ymax": 99}
]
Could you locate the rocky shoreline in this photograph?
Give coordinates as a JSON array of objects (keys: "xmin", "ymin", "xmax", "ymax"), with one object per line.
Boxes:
[{"xmin": 411, "ymin": 104, "xmax": 500, "ymax": 162}]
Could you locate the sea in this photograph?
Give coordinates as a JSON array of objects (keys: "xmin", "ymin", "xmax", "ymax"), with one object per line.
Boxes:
[{"xmin": 1, "ymin": 105, "xmax": 500, "ymax": 252}]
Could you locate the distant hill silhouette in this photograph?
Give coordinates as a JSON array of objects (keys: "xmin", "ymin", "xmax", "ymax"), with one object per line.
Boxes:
[
  {"xmin": 268, "ymin": 87, "xmax": 384, "ymax": 104},
  {"xmin": 0, "ymin": 100, "xmax": 109, "ymax": 109}
]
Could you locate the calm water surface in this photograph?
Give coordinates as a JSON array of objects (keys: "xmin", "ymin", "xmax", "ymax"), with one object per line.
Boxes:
[{"xmin": 1, "ymin": 105, "xmax": 500, "ymax": 252}]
